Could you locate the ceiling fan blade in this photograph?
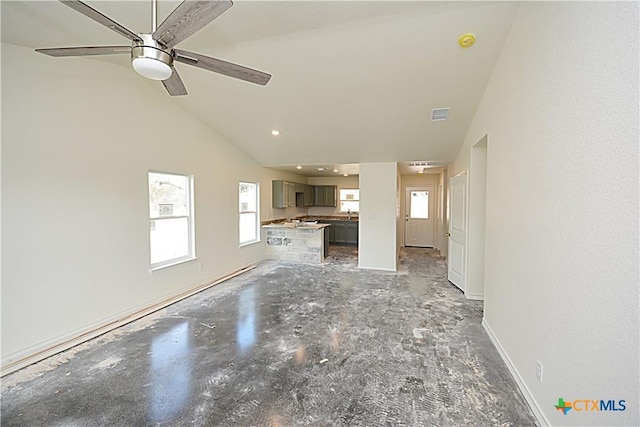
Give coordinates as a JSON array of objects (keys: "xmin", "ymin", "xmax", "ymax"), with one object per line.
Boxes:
[
  {"xmin": 174, "ymin": 49, "xmax": 271, "ymax": 86},
  {"xmin": 35, "ymin": 46, "xmax": 131, "ymax": 57},
  {"xmin": 59, "ymin": 0, "xmax": 142, "ymax": 42},
  {"xmin": 162, "ymin": 66, "xmax": 188, "ymax": 96},
  {"xmin": 153, "ymin": 0, "xmax": 233, "ymax": 49}
]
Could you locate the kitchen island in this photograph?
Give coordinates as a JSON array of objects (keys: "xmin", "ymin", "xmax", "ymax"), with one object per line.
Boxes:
[{"xmin": 263, "ymin": 222, "xmax": 330, "ymax": 264}]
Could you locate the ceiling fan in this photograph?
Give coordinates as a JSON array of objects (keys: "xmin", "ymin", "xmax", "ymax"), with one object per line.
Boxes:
[{"xmin": 35, "ymin": 0, "xmax": 271, "ymax": 96}]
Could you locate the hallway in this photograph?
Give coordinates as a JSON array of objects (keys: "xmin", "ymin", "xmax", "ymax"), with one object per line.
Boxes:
[{"xmin": 1, "ymin": 249, "xmax": 536, "ymax": 426}]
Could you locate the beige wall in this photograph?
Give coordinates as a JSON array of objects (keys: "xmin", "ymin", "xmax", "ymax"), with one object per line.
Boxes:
[
  {"xmin": 453, "ymin": 3, "xmax": 639, "ymax": 425},
  {"xmin": 0, "ymin": 44, "xmax": 301, "ymax": 370},
  {"xmin": 358, "ymin": 162, "xmax": 398, "ymax": 271}
]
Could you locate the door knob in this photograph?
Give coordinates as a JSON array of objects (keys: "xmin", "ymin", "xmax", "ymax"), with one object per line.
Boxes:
[{"xmin": 446, "ymin": 232, "xmax": 451, "ymax": 237}]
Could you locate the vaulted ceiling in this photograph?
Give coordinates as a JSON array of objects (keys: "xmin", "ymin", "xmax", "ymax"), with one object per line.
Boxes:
[{"xmin": 1, "ymin": 1, "xmax": 519, "ymax": 171}]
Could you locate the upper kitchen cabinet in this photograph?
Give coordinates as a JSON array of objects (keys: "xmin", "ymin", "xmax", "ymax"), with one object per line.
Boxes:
[
  {"xmin": 272, "ymin": 180, "xmax": 297, "ymax": 208},
  {"xmin": 314, "ymin": 185, "xmax": 337, "ymax": 207},
  {"xmin": 303, "ymin": 184, "xmax": 314, "ymax": 207}
]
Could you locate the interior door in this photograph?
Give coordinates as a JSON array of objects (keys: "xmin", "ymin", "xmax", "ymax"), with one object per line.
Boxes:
[
  {"xmin": 448, "ymin": 173, "xmax": 468, "ymax": 291},
  {"xmin": 405, "ymin": 186, "xmax": 435, "ymax": 247}
]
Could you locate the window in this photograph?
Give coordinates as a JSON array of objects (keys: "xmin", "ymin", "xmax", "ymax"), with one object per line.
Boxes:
[
  {"xmin": 149, "ymin": 171, "xmax": 194, "ymax": 270},
  {"xmin": 409, "ymin": 190, "xmax": 429, "ymax": 219},
  {"xmin": 239, "ymin": 182, "xmax": 259, "ymax": 245},
  {"xmin": 339, "ymin": 188, "xmax": 359, "ymax": 212}
]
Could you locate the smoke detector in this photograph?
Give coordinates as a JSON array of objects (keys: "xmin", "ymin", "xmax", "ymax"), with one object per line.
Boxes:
[{"xmin": 458, "ymin": 33, "xmax": 476, "ymax": 48}]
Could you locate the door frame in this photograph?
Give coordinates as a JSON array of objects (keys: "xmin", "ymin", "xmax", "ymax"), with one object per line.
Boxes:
[
  {"xmin": 404, "ymin": 185, "xmax": 435, "ymax": 247},
  {"xmin": 466, "ymin": 136, "xmax": 488, "ymax": 300}
]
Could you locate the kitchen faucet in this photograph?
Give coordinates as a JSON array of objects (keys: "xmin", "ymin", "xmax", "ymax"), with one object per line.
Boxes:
[{"xmin": 347, "ymin": 209, "xmax": 351, "ymax": 220}]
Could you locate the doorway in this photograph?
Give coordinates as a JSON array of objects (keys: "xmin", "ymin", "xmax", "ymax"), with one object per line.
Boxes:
[
  {"xmin": 404, "ymin": 186, "xmax": 435, "ymax": 247},
  {"xmin": 466, "ymin": 135, "xmax": 488, "ymax": 300}
]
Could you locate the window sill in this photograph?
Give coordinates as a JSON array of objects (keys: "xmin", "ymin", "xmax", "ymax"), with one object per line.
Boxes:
[
  {"xmin": 150, "ymin": 257, "xmax": 198, "ymax": 274},
  {"xmin": 240, "ymin": 239, "xmax": 261, "ymax": 248}
]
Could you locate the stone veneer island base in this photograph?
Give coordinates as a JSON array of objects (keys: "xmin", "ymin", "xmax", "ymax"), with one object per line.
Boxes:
[{"xmin": 263, "ymin": 223, "xmax": 330, "ymax": 264}]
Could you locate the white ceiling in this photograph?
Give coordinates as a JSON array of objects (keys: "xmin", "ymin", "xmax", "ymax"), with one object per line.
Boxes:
[{"xmin": 1, "ymin": 1, "xmax": 519, "ymax": 174}]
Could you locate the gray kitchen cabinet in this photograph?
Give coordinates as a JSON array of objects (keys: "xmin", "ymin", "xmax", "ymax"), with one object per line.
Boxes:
[
  {"xmin": 295, "ymin": 183, "xmax": 315, "ymax": 207},
  {"xmin": 331, "ymin": 220, "xmax": 358, "ymax": 244},
  {"xmin": 304, "ymin": 184, "xmax": 314, "ymax": 206},
  {"xmin": 318, "ymin": 220, "xmax": 335, "ymax": 241},
  {"xmin": 323, "ymin": 226, "xmax": 330, "ymax": 258},
  {"xmin": 313, "ymin": 186, "xmax": 325, "ymax": 206},
  {"xmin": 272, "ymin": 180, "xmax": 286, "ymax": 208},
  {"xmin": 272, "ymin": 180, "xmax": 297, "ymax": 208},
  {"xmin": 287, "ymin": 182, "xmax": 296, "ymax": 207},
  {"xmin": 327, "ymin": 221, "xmax": 336, "ymax": 242},
  {"xmin": 313, "ymin": 185, "xmax": 337, "ymax": 207},
  {"xmin": 334, "ymin": 221, "xmax": 347, "ymax": 243},
  {"xmin": 345, "ymin": 221, "xmax": 358, "ymax": 244},
  {"xmin": 318, "ymin": 220, "xmax": 357, "ymax": 244}
]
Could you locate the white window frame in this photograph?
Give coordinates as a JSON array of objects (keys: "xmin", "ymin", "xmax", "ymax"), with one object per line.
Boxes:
[
  {"xmin": 148, "ymin": 170, "xmax": 195, "ymax": 271},
  {"xmin": 339, "ymin": 188, "xmax": 360, "ymax": 213},
  {"xmin": 239, "ymin": 181, "xmax": 260, "ymax": 246}
]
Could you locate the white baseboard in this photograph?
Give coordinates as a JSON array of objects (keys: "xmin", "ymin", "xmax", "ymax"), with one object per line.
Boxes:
[
  {"xmin": 357, "ymin": 264, "xmax": 397, "ymax": 272},
  {"xmin": 482, "ymin": 319, "xmax": 550, "ymax": 426},
  {"xmin": 465, "ymin": 292, "xmax": 484, "ymax": 301},
  {"xmin": 1, "ymin": 264, "xmax": 256, "ymax": 377}
]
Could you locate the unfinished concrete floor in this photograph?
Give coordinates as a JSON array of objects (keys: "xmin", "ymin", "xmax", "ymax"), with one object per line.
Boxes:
[{"xmin": 1, "ymin": 247, "xmax": 537, "ymax": 426}]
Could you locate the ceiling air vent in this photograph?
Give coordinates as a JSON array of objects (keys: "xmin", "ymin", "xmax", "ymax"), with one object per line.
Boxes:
[{"xmin": 431, "ymin": 108, "xmax": 450, "ymax": 121}]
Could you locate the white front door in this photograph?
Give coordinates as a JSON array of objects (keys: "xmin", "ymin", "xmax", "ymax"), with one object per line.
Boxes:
[
  {"xmin": 405, "ymin": 186, "xmax": 434, "ymax": 247},
  {"xmin": 448, "ymin": 173, "xmax": 468, "ymax": 291}
]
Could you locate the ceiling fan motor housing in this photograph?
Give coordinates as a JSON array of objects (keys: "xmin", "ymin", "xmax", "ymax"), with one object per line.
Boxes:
[{"xmin": 131, "ymin": 33, "xmax": 173, "ymax": 80}]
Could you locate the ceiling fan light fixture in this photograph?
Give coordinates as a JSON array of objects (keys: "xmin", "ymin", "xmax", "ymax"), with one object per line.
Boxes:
[
  {"xmin": 131, "ymin": 35, "xmax": 173, "ymax": 80},
  {"xmin": 132, "ymin": 57, "xmax": 172, "ymax": 80}
]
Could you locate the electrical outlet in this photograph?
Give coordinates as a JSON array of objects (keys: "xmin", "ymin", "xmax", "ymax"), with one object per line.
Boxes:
[{"xmin": 536, "ymin": 360, "xmax": 543, "ymax": 383}]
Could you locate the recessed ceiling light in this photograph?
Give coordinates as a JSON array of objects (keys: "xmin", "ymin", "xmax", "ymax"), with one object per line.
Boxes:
[
  {"xmin": 317, "ymin": 167, "xmax": 326, "ymax": 171},
  {"xmin": 296, "ymin": 165, "xmax": 302, "ymax": 170},
  {"xmin": 271, "ymin": 130, "xmax": 280, "ymax": 136},
  {"xmin": 333, "ymin": 168, "xmax": 339, "ymax": 173},
  {"xmin": 343, "ymin": 173, "xmax": 349, "ymax": 177},
  {"xmin": 418, "ymin": 169, "xmax": 424, "ymax": 174}
]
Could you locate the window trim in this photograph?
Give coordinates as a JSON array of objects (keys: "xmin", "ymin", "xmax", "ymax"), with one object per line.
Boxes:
[
  {"xmin": 148, "ymin": 170, "xmax": 196, "ymax": 271},
  {"xmin": 239, "ymin": 181, "xmax": 260, "ymax": 247},
  {"xmin": 339, "ymin": 188, "xmax": 360, "ymax": 213}
]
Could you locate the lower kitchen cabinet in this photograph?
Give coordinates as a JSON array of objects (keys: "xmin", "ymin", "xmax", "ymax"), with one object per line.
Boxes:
[
  {"xmin": 345, "ymin": 221, "xmax": 358, "ymax": 244},
  {"xmin": 327, "ymin": 221, "xmax": 336, "ymax": 242},
  {"xmin": 334, "ymin": 221, "xmax": 346, "ymax": 243},
  {"xmin": 321, "ymin": 220, "xmax": 358, "ymax": 245}
]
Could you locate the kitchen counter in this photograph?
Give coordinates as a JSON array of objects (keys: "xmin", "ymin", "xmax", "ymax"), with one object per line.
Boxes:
[
  {"xmin": 303, "ymin": 216, "xmax": 359, "ymax": 222},
  {"xmin": 263, "ymin": 222, "xmax": 330, "ymax": 230},
  {"xmin": 263, "ymin": 223, "xmax": 330, "ymax": 264}
]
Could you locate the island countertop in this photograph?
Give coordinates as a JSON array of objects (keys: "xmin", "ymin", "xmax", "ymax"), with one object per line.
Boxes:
[{"xmin": 262, "ymin": 222, "xmax": 330, "ymax": 230}]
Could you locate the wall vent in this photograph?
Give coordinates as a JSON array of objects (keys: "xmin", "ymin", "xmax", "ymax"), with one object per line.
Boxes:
[{"xmin": 431, "ymin": 108, "xmax": 450, "ymax": 121}]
